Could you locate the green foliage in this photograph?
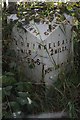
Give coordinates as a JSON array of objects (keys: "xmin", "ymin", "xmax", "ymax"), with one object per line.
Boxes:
[
  {"xmin": 3, "ymin": 86, "xmax": 12, "ymax": 96},
  {"xmin": 17, "ymin": 92, "xmax": 28, "ymax": 98},
  {"xmin": 17, "ymin": 97, "xmax": 28, "ymax": 106},
  {"xmin": 2, "ymin": 73, "xmax": 17, "ymax": 87},
  {"xmin": 15, "ymin": 82, "xmax": 33, "ymax": 92},
  {"xmin": 68, "ymin": 101, "xmax": 77, "ymax": 118},
  {"xmin": 10, "ymin": 101, "xmax": 20, "ymax": 112},
  {"xmin": 2, "ymin": 81, "xmax": 45, "ymax": 118},
  {"xmin": 2, "ymin": 1, "xmax": 80, "ymax": 119},
  {"xmin": 46, "ymin": 69, "xmax": 79, "ymax": 118}
]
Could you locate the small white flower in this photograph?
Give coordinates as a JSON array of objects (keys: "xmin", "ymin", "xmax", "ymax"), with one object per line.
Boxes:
[
  {"xmin": 13, "ymin": 113, "xmax": 16, "ymax": 118},
  {"xmin": 54, "ymin": 3, "xmax": 58, "ymax": 6},
  {"xmin": 27, "ymin": 97, "xmax": 32, "ymax": 104},
  {"xmin": 17, "ymin": 111, "xmax": 21, "ymax": 115},
  {"xmin": 17, "ymin": 1, "xmax": 20, "ymax": 5}
]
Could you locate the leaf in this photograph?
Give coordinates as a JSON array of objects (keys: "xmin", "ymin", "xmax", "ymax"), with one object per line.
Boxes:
[
  {"xmin": 17, "ymin": 97, "xmax": 28, "ymax": 106},
  {"xmin": 18, "ymin": 92, "xmax": 28, "ymax": 98},
  {"xmin": 10, "ymin": 101, "xmax": 20, "ymax": 112},
  {"xmin": 5, "ymin": 86, "xmax": 12, "ymax": 91},
  {"xmin": 3, "ymin": 86, "xmax": 12, "ymax": 96},
  {"xmin": 15, "ymin": 82, "xmax": 24, "ymax": 91},
  {"xmin": 15, "ymin": 82, "xmax": 33, "ymax": 92},
  {"xmin": 2, "ymin": 75, "xmax": 17, "ymax": 86},
  {"xmin": 67, "ymin": 5, "xmax": 73, "ymax": 11},
  {"xmin": 5, "ymin": 72, "xmax": 15, "ymax": 76},
  {"xmin": 2, "ymin": 111, "xmax": 12, "ymax": 118}
]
